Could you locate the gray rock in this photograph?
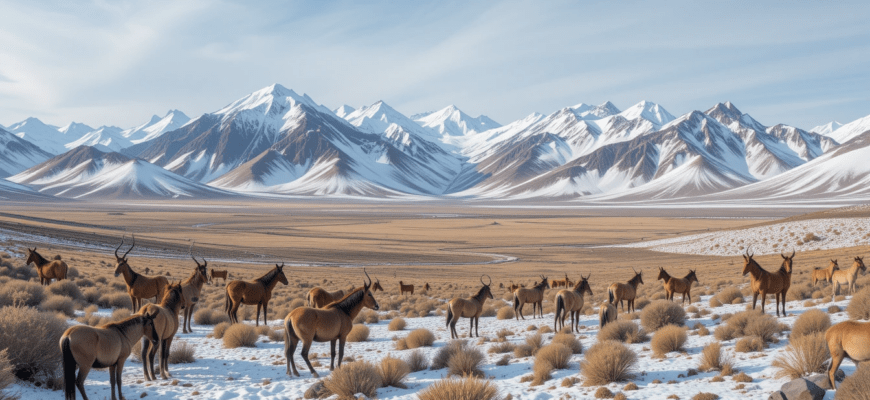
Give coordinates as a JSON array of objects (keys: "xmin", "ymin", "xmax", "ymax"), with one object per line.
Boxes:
[
  {"xmin": 806, "ymin": 374, "xmax": 833, "ymax": 390},
  {"xmin": 304, "ymin": 380, "xmax": 331, "ymax": 399},
  {"xmin": 780, "ymin": 378, "xmax": 825, "ymax": 400},
  {"xmin": 768, "ymin": 391, "xmax": 787, "ymax": 400}
]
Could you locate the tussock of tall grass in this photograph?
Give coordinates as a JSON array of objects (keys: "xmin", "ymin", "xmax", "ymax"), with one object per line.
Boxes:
[
  {"xmin": 771, "ymin": 332, "xmax": 829, "ymax": 379},
  {"xmin": 416, "ymin": 377, "xmax": 502, "ymax": 400},
  {"xmin": 323, "ymin": 361, "xmax": 381, "ymax": 399},
  {"xmin": 580, "ymin": 340, "xmax": 637, "ymax": 385},
  {"xmin": 641, "ymin": 300, "xmax": 686, "ymax": 331}
]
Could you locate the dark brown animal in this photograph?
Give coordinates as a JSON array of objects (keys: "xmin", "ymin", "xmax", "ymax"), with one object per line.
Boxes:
[
  {"xmin": 26, "ymin": 247, "xmax": 68, "ymax": 285},
  {"xmin": 113, "ymin": 236, "xmax": 168, "ymax": 311},
  {"xmin": 210, "ymin": 269, "xmax": 228, "ymax": 284},
  {"xmin": 139, "ymin": 282, "xmax": 185, "ymax": 381},
  {"xmin": 554, "ymin": 274, "xmax": 593, "ymax": 333},
  {"xmin": 180, "ymin": 243, "xmax": 208, "ymax": 334},
  {"xmin": 306, "ymin": 287, "xmax": 346, "ymax": 308},
  {"xmin": 742, "ymin": 249, "xmax": 793, "ymax": 317},
  {"xmin": 811, "ymin": 259, "xmax": 839, "ymax": 286},
  {"xmin": 225, "ymin": 263, "xmax": 288, "ymax": 326},
  {"xmin": 446, "ymin": 275, "xmax": 493, "ymax": 339},
  {"xmin": 284, "ymin": 269, "xmax": 380, "ymax": 377},
  {"xmin": 826, "ymin": 319, "xmax": 870, "ymax": 389},
  {"xmin": 832, "ymin": 256, "xmax": 866, "ymax": 296},
  {"xmin": 61, "ymin": 312, "xmax": 159, "ymax": 400},
  {"xmin": 424, "ymin": 282, "xmax": 431, "ymax": 291},
  {"xmin": 657, "ymin": 267, "xmax": 700, "ymax": 304},
  {"xmin": 513, "ymin": 275, "xmax": 549, "ymax": 320},
  {"xmin": 372, "ymin": 278, "xmax": 384, "ymax": 292},
  {"xmin": 399, "ymin": 281, "xmax": 414, "ymax": 295},
  {"xmin": 607, "ymin": 268, "xmax": 644, "ymax": 313}
]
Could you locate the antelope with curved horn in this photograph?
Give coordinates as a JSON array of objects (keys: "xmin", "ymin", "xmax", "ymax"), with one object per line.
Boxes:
[
  {"xmin": 607, "ymin": 268, "xmax": 644, "ymax": 313},
  {"xmin": 113, "ymin": 235, "xmax": 168, "ymax": 311},
  {"xmin": 225, "ymin": 262, "xmax": 289, "ymax": 326},
  {"xmin": 306, "ymin": 287, "xmax": 346, "ymax": 308},
  {"xmin": 372, "ymin": 278, "xmax": 383, "ymax": 292},
  {"xmin": 742, "ymin": 248, "xmax": 793, "ymax": 317},
  {"xmin": 657, "ymin": 267, "xmax": 700, "ymax": 304},
  {"xmin": 139, "ymin": 282, "xmax": 186, "ymax": 381},
  {"xmin": 446, "ymin": 275, "xmax": 493, "ymax": 339},
  {"xmin": 284, "ymin": 268, "xmax": 380, "ymax": 378},
  {"xmin": 554, "ymin": 274, "xmax": 593, "ymax": 333},
  {"xmin": 180, "ymin": 242, "xmax": 208, "ymax": 334},
  {"xmin": 399, "ymin": 281, "xmax": 414, "ymax": 296},
  {"xmin": 513, "ymin": 275, "xmax": 549, "ymax": 320},
  {"xmin": 832, "ymin": 256, "xmax": 866, "ymax": 296},
  {"xmin": 25, "ymin": 247, "xmax": 69, "ymax": 286},
  {"xmin": 811, "ymin": 259, "xmax": 839, "ymax": 287},
  {"xmin": 826, "ymin": 319, "xmax": 870, "ymax": 389}
]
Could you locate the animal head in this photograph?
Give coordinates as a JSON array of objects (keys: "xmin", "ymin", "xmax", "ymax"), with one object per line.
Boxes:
[
  {"xmin": 372, "ymin": 278, "xmax": 383, "ymax": 292},
  {"xmin": 25, "ymin": 247, "xmax": 39, "ymax": 265},
  {"xmin": 856, "ymin": 256, "xmax": 866, "ymax": 272},
  {"xmin": 142, "ymin": 311, "xmax": 159, "ymax": 343},
  {"xmin": 539, "ymin": 275, "xmax": 550, "ymax": 289},
  {"xmin": 479, "ymin": 275, "xmax": 494, "ymax": 300},
  {"xmin": 830, "ymin": 259, "xmax": 839, "ymax": 269},
  {"xmin": 113, "ymin": 235, "xmax": 135, "ymax": 277},
  {"xmin": 631, "ymin": 267, "xmax": 644, "ymax": 285},
  {"xmin": 361, "ymin": 268, "xmax": 380, "ymax": 311},
  {"xmin": 189, "ymin": 241, "xmax": 209, "ymax": 283},
  {"xmin": 656, "ymin": 267, "xmax": 668, "ymax": 281},
  {"xmin": 687, "ymin": 269, "xmax": 700, "ymax": 284},
  {"xmin": 163, "ymin": 281, "xmax": 187, "ymax": 308},
  {"xmin": 780, "ymin": 250, "xmax": 795, "ymax": 273},
  {"xmin": 275, "ymin": 262, "xmax": 289, "ymax": 285},
  {"xmin": 741, "ymin": 247, "xmax": 757, "ymax": 277},
  {"xmin": 576, "ymin": 273, "xmax": 593, "ymax": 296}
]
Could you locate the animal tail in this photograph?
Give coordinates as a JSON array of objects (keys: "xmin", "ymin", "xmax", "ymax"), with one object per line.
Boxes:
[
  {"xmin": 608, "ymin": 288, "xmax": 615, "ymax": 305},
  {"xmin": 62, "ymin": 336, "xmax": 76, "ymax": 400},
  {"xmin": 224, "ymin": 287, "xmax": 230, "ymax": 313},
  {"xmin": 513, "ymin": 292, "xmax": 520, "ymax": 313},
  {"xmin": 554, "ymin": 295, "xmax": 564, "ymax": 331},
  {"xmin": 599, "ymin": 306, "xmax": 606, "ymax": 328},
  {"xmin": 306, "ymin": 293, "xmax": 311, "ymax": 308},
  {"xmin": 445, "ymin": 304, "xmax": 453, "ymax": 328}
]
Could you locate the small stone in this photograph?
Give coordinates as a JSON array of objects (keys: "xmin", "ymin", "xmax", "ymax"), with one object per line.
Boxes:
[
  {"xmin": 170, "ymin": 379, "xmax": 179, "ymax": 386},
  {"xmin": 140, "ymin": 393, "xmax": 148, "ymax": 399},
  {"xmin": 780, "ymin": 378, "xmax": 824, "ymax": 400},
  {"xmin": 767, "ymin": 391, "xmax": 786, "ymax": 400},
  {"xmin": 182, "ymin": 383, "xmax": 193, "ymax": 387}
]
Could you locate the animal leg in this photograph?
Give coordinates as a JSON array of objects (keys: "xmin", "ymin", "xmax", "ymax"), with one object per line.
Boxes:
[
  {"xmin": 475, "ymin": 316, "xmax": 480, "ymax": 338},
  {"xmin": 186, "ymin": 303, "xmax": 197, "ymax": 333},
  {"xmin": 337, "ymin": 338, "xmax": 346, "ymax": 369},
  {"xmin": 751, "ymin": 292, "xmax": 759, "ymax": 310},
  {"xmin": 284, "ymin": 328, "xmax": 299, "ymax": 377},
  {"xmin": 828, "ymin": 349, "xmax": 844, "ymax": 390},
  {"xmin": 760, "ymin": 292, "xmax": 767, "ymax": 314},
  {"xmin": 141, "ymin": 338, "xmax": 154, "ymax": 381},
  {"xmin": 109, "ymin": 364, "xmax": 117, "ymax": 400},
  {"xmin": 115, "ymin": 359, "xmax": 126, "ymax": 400},
  {"xmin": 76, "ymin": 365, "xmax": 91, "ymax": 400},
  {"xmin": 300, "ymin": 341, "xmax": 317, "ymax": 377},
  {"xmin": 161, "ymin": 337, "xmax": 174, "ymax": 378},
  {"xmin": 255, "ymin": 303, "xmax": 262, "ymax": 327},
  {"xmin": 230, "ymin": 302, "xmax": 240, "ymax": 325},
  {"xmin": 329, "ymin": 339, "xmax": 337, "ymax": 370},
  {"xmin": 262, "ymin": 302, "xmax": 269, "ymax": 326}
]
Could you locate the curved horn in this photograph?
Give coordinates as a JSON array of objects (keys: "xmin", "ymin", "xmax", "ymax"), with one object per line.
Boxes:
[
  {"xmin": 481, "ymin": 274, "xmax": 491, "ymax": 286},
  {"xmin": 632, "ymin": 267, "xmax": 638, "ymax": 275},
  {"xmin": 276, "ymin": 262, "xmax": 285, "ymax": 268},
  {"xmin": 748, "ymin": 245, "xmax": 754, "ymax": 258},
  {"xmin": 122, "ymin": 234, "xmax": 135, "ymax": 259},
  {"xmin": 115, "ymin": 236, "xmax": 125, "ymax": 258},
  {"xmin": 791, "ymin": 249, "xmax": 795, "ymax": 258},
  {"xmin": 189, "ymin": 240, "xmax": 198, "ymax": 263},
  {"xmin": 363, "ymin": 267, "xmax": 372, "ymax": 286}
]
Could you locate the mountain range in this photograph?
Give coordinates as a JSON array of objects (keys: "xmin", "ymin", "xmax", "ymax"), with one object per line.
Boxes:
[{"xmin": 2, "ymin": 83, "xmax": 869, "ymax": 202}]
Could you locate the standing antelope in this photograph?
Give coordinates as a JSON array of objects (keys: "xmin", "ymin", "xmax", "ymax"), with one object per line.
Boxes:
[
  {"xmin": 306, "ymin": 287, "xmax": 346, "ymax": 308},
  {"xmin": 551, "ymin": 275, "xmax": 567, "ymax": 288},
  {"xmin": 181, "ymin": 242, "xmax": 209, "ymax": 334},
  {"xmin": 832, "ymin": 256, "xmax": 866, "ymax": 296},
  {"xmin": 599, "ymin": 293, "xmax": 618, "ymax": 328},
  {"xmin": 811, "ymin": 259, "xmax": 838, "ymax": 287},
  {"xmin": 608, "ymin": 268, "xmax": 644, "ymax": 313},
  {"xmin": 210, "ymin": 269, "xmax": 228, "ymax": 285},
  {"xmin": 113, "ymin": 235, "xmax": 168, "ymax": 311},
  {"xmin": 372, "ymin": 278, "xmax": 384, "ymax": 292},
  {"xmin": 424, "ymin": 282, "xmax": 431, "ymax": 291},
  {"xmin": 25, "ymin": 247, "xmax": 68, "ymax": 285},
  {"xmin": 284, "ymin": 269, "xmax": 380, "ymax": 378},
  {"xmin": 513, "ymin": 275, "xmax": 549, "ymax": 320},
  {"xmin": 446, "ymin": 275, "xmax": 493, "ymax": 339},
  {"xmin": 399, "ymin": 281, "xmax": 414, "ymax": 295},
  {"xmin": 826, "ymin": 319, "xmax": 870, "ymax": 389},
  {"xmin": 554, "ymin": 274, "xmax": 593, "ymax": 333},
  {"xmin": 742, "ymin": 249, "xmax": 793, "ymax": 317},
  {"xmin": 139, "ymin": 282, "xmax": 186, "ymax": 381},
  {"xmin": 225, "ymin": 263, "xmax": 288, "ymax": 326},
  {"xmin": 657, "ymin": 267, "xmax": 700, "ymax": 304}
]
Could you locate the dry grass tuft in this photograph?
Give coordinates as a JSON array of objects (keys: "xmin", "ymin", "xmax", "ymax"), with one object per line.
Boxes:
[
  {"xmin": 525, "ymin": 333, "xmax": 544, "ymax": 355},
  {"xmin": 651, "ymin": 325, "xmax": 687, "ymax": 357},
  {"xmin": 790, "ymin": 309, "xmax": 830, "ymax": 339},
  {"xmin": 378, "ymin": 355, "xmax": 410, "ymax": 388},
  {"xmin": 594, "ymin": 387, "xmax": 614, "ymax": 398},
  {"xmin": 0, "ymin": 305, "xmax": 67, "ymax": 383},
  {"xmin": 404, "ymin": 328, "xmax": 435, "ymax": 349},
  {"xmin": 580, "ymin": 340, "xmax": 637, "ymax": 385},
  {"xmin": 488, "ymin": 342, "xmax": 516, "ymax": 354},
  {"xmin": 771, "ymin": 332, "xmax": 829, "ymax": 379},
  {"xmin": 223, "ymin": 323, "xmax": 258, "ymax": 348},
  {"xmin": 598, "ymin": 320, "xmax": 647, "ymax": 344},
  {"xmin": 732, "ymin": 372, "xmax": 752, "ymax": 383},
  {"xmin": 212, "ymin": 322, "xmax": 231, "ymax": 339},
  {"xmin": 837, "ymin": 365, "xmax": 870, "ymax": 400},
  {"xmin": 847, "ymin": 287, "xmax": 870, "ymax": 320},
  {"xmin": 447, "ymin": 346, "xmax": 485, "ymax": 378},
  {"xmin": 536, "ymin": 344, "xmax": 572, "ymax": 370},
  {"xmin": 388, "ymin": 317, "xmax": 406, "ymax": 331},
  {"xmin": 692, "ymin": 393, "xmax": 719, "ymax": 400},
  {"xmin": 323, "ymin": 361, "xmax": 381, "ymax": 399},
  {"xmin": 432, "ymin": 340, "xmax": 468, "ymax": 370},
  {"xmin": 641, "ymin": 300, "xmax": 686, "ymax": 331},
  {"xmin": 497, "ymin": 306, "xmax": 515, "ymax": 320},
  {"xmin": 623, "ymin": 382, "xmax": 638, "ymax": 390},
  {"xmin": 713, "ymin": 287, "xmax": 742, "ymax": 306},
  {"xmin": 698, "ymin": 342, "xmax": 732, "ymax": 372},
  {"xmin": 406, "ymin": 350, "xmax": 429, "ymax": 372},
  {"xmin": 168, "ymin": 340, "xmax": 196, "ymax": 364},
  {"xmin": 346, "ymin": 324, "xmax": 370, "ymax": 342},
  {"xmin": 40, "ymin": 295, "xmax": 75, "ymax": 317},
  {"xmin": 714, "ymin": 310, "xmax": 775, "ymax": 342},
  {"xmin": 417, "ymin": 377, "xmax": 502, "ymax": 400},
  {"xmin": 194, "ymin": 308, "xmax": 230, "ymax": 325},
  {"xmin": 734, "ymin": 336, "xmax": 764, "ymax": 353},
  {"xmin": 531, "ymin": 358, "xmax": 553, "ymax": 386},
  {"xmin": 0, "ymin": 349, "xmax": 15, "ymax": 391},
  {"xmin": 552, "ymin": 333, "xmax": 582, "ymax": 354}
]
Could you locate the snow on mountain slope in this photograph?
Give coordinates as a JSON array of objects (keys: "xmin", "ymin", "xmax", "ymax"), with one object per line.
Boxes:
[
  {"xmin": 412, "ymin": 105, "xmax": 501, "ymax": 139},
  {"xmin": 6, "ymin": 117, "xmax": 68, "ymax": 154},
  {"xmin": 333, "ymin": 105, "xmax": 355, "ymax": 119},
  {"xmin": 0, "ymin": 128, "xmax": 53, "ymax": 177},
  {"xmin": 826, "ymin": 113, "xmax": 870, "ymax": 144},
  {"xmin": 122, "ymin": 110, "xmax": 191, "ymax": 145},
  {"xmin": 58, "ymin": 122, "xmax": 95, "ymax": 139},
  {"xmin": 65, "ymin": 126, "xmax": 131, "ymax": 152},
  {"xmin": 344, "ymin": 100, "xmax": 437, "ymax": 141},
  {"xmin": 618, "ymin": 100, "xmax": 675, "ymax": 125},
  {"xmin": 810, "ymin": 121, "xmax": 843, "ymax": 136},
  {"xmin": 0, "ymin": 178, "xmax": 51, "ymax": 201},
  {"xmin": 10, "ymin": 146, "xmax": 232, "ymax": 199}
]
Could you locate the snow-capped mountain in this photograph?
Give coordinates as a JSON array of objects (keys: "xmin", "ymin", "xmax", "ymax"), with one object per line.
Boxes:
[
  {"xmin": 6, "ymin": 117, "xmax": 68, "ymax": 154},
  {"xmin": 58, "ymin": 122, "xmax": 95, "ymax": 139},
  {"xmin": 122, "ymin": 110, "xmax": 191, "ymax": 145},
  {"xmin": 0, "ymin": 178, "xmax": 50, "ymax": 201},
  {"xmin": 65, "ymin": 126, "xmax": 131, "ymax": 152},
  {"xmin": 333, "ymin": 105, "xmax": 355, "ymax": 119},
  {"xmin": 412, "ymin": 105, "xmax": 501, "ymax": 139},
  {"xmin": 826, "ymin": 114, "xmax": 870, "ymax": 144},
  {"xmin": 10, "ymin": 146, "xmax": 231, "ymax": 199},
  {"xmin": 810, "ymin": 121, "xmax": 843, "ymax": 136},
  {"xmin": 0, "ymin": 127, "xmax": 53, "ymax": 177}
]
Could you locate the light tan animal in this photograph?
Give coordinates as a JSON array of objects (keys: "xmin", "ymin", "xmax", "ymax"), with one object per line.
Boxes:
[
  {"xmin": 513, "ymin": 275, "xmax": 549, "ymax": 320},
  {"xmin": 138, "ymin": 282, "xmax": 185, "ymax": 381},
  {"xmin": 61, "ymin": 311, "xmax": 159, "ymax": 400},
  {"xmin": 113, "ymin": 235, "xmax": 168, "ymax": 311},
  {"xmin": 224, "ymin": 263, "xmax": 289, "ymax": 326},
  {"xmin": 657, "ymin": 267, "xmax": 700, "ymax": 304},
  {"xmin": 446, "ymin": 275, "xmax": 494, "ymax": 339},
  {"xmin": 811, "ymin": 259, "xmax": 839, "ymax": 286},
  {"xmin": 554, "ymin": 274, "xmax": 593, "ymax": 333},
  {"xmin": 284, "ymin": 269, "xmax": 380, "ymax": 378},
  {"xmin": 551, "ymin": 274, "xmax": 568, "ymax": 288},
  {"xmin": 399, "ymin": 281, "xmax": 414, "ymax": 295},
  {"xmin": 826, "ymin": 319, "xmax": 870, "ymax": 389},
  {"xmin": 832, "ymin": 256, "xmax": 866, "ymax": 296},
  {"xmin": 26, "ymin": 247, "xmax": 68, "ymax": 285},
  {"xmin": 180, "ymin": 243, "xmax": 208, "ymax": 334},
  {"xmin": 210, "ymin": 269, "xmax": 228, "ymax": 284},
  {"xmin": 607, "ymin": 268, "xmax": 644, "ymax": 313},
  {"xmin": 742, "ymin": 249, "xmax": 793, "ymax": 317},
  {"xmin": 306, "ymin": 287, "xmax": 346, "ymax": 308},
  {"xmin": 599, "ymin": 295, "xmax": 617, "ymax": 328}
]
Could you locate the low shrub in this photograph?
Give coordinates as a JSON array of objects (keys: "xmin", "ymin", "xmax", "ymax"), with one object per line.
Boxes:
[
  {"xmin": 406, "ymin": 350, "xmax": 429, "ymax": 372},
  {"xmin": 168, "ymin": 340, "xmax": 196, "ymax": 364},
  {"xmin": 598, "ymin": 320, "xmax": 646, "ymax": 344},
  {"xmin": 552, "ymin": 333, "xmax": 582, "ymax": 354},
  {"xmin": 0, "ymin": 306, "xmax": 67, "ymax": 383},
  {"xmin": 432, "ymin": 340, "xmax": 468, "ymax": 370},
  {"xmin": 743, "ymin": 313, "xmax": 780, "ymax": 343},
  {"xmin": 194, "ymin": 308, "xmax": 230, "ymax": 325},
  {"xmin": 847, "ymin": 287, "xmax": 870, "ymax": 320},
  {"xmin": 535, "ymin": 343, "xmax": 572, "ymax": 370},
  {"xmin": 837, "ymin": 365, "xmax": 870, "ymax": 400},
  {"xmin": 641, "ymin": 300, "xmax": 686, "ymax": 331},
  {"xmin": 388, "ymin": 317, "xmax": 406, "ymax": 331},
  {"xmin": 713, "ymin": 287, "xmax": 743, "ymax": 306},
  {"xmin": 651, "ymin": 325, "xmax": 687, "ymax": 357},
  {"xmin": 347, "ymin": 324, "xmax": 370, "ymax": 342},
  {"xmin": 0, "ymin": 281, "xmax": 45, "ymax": 307},
  {"xmin": 698, "ymin": 342, "xmax": 731, "ymax": 372},
  {"xmin": 378, "ymin": 355, "xmax": 409, "ymax": 388},
  {"xmin": 594, "ymin": 387, "xmax": 614, "ymax": 399},
  {"xmin": 405, "ymin": 328, "xmax": 435, "ymax": 349},
  {"xmin": 323, "ymin": 361, "xmax": 381, "ymax": 399},
  {"xmin": 771, "ymin": 332, "xmax": 829, "ymax": 379},
  {"xmin": 40, "ymin": 295, "xmax": 75, "ymax": 317},
  {"xmin": 97, "ymin": 292, "xmax": 132, "ymax": 309},
  {"xmin": 791, "ymin": 309, "xmax": 830, "ymax": 339},
  {"xmin": 488, "ymin": 342, "xmax": 516, "ymax": 354},
  {"xmin": 212, "ymin": 322, "xmax": 231, "ymax": 339},
  {"xmin": 735, "ymin": 336, "xmax": 764, "ymax": 353},
  {"xmin": 447, "ymin": 346, "xmax": 485, "ymax": 378},
  {"xmin": 692, "ymin": 393, "xmax": 719, "ymax": 400},
  {"xmin": 580, "ymin": 340, "xmax": 637, "ymax": 385},
  {"xmin": 532, "ymin": 357, "xmax": 553, "ymax": 386},
  {"xmin": 496, "ymin": 306, "xmax": 515, "ymax": 320},
  {"xmin": 47, "ymin": 280, "xmax": 83, "ymax": 301},
  {"xmin": 0, "ymin": 349, "xmax": 15, "ymax": 391},
  {"xmin": 223, "ymin": 324, "xmax": 258, "ymax": 348},
  {"xmin": 417, "ymin": 377, "xmax": 501, "ymax": 400},
  {"xmin": 525, "ymin": 333, "xmax": 544, "ymax": 355},
  {"xmin": 714, "ymin": 310, "xmax": 775, "ymax": 341}
]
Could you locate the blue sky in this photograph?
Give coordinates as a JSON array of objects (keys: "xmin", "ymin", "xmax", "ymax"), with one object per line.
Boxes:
[{"xmin": 0, "ymin": 0, "xmax": 868, "ymax": 130}]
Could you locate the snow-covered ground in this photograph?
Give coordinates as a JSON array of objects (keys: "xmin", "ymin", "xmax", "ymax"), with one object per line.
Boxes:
[
  {"xmin": 617, "ymin": 217, "xmax": 870, "ymax": 256},
  {"xmin": 6, "ymin": 293, "xmax": 856, "ymax": 399}
]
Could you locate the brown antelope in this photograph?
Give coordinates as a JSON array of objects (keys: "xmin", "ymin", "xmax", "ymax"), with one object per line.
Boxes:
[
  {"xmin": 607, "ymin": 268, "xmax": 644, "ymax": 313},
  {"xmin": 399, "ymin": 281, "xmax": 414, "ymax": 295},
  {"xmin": 139, "ymin": 282, "xmax": 186, "ymax": 381},
  {"xmin": 424, "ymin": 282, "xmax": 431, "ymax": 291},
  {"xmin": 508, "ymin": 280, "xmax": 520, "ymax": 293},
  {"xmin": 25, "ymin": 247, "xmax": 68, "ymax": 285},
  {"xmin": 372, "ymin": 278, "xmax": 384, "ymax": 292},
  {"xmin": 446, "ymin": 275, "xmax": 493, "ymax": 339},
  {"xmin": 554, "ymin": 274, "xmax": 593, "ymax": 333},
  {"xmin": 210, "ymin": 268, "xmax": 229, "ymax": 285},
  {"xmin": 565, "ymin": 275, "xmax": 574, "ymax": 288},
  {"xmin": 61, "ymin": 311, "xmax": 159, "ymax": 400},
  {"xmin": 113, "ymin": 236, "xmax": 168, "ymax": 311},
  {"xmin": 742, "ymin": 249, "xmax": 793, "ymax": 317},
  {"xmin": 599, "ymin": 295, "xmax": 617, "ymax": 328},
  {"xmin": 657, "ymin": 267, "xmax": 700, "ymax": 304},
  {"xmin": 811, "ymin": 259, "xmax": 838, "ymax": 287},
  {"xmin": 832, "ymin": 256, "xmax": 866, "ymax": 296},
  {"xmin": 181, "ymin": 242, "xmax": 209, "ymax": 334},
  {"xmin": 513, "ymin": 275, "xmax": 549, "ymax": 320},
  {"xmin": 306, "ymin": 287, "xmax": 346, "ymax": 308},
  {"xmin": 551, "ymin": 275, "xmax": 567, "ymax": 288},
  {"xmin": 284, "ymin": 269, "xmax": 380, "ymax": 378},
  {"xmin": 826, "ymin": 319, "xmax": 870, "ymax": 389},
  {"xmin": 225, "ymin": 263, "xmax": 288, "ymax": 326}
]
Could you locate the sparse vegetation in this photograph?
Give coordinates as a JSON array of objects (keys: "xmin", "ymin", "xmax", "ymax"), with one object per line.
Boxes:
[
  {"xmin": 698, "ymin": 342, "xmax": 731, "ymax": 372},
  {"xmin": 641, "ymin": 300, "xmax": 686, "ymax": 331},
  {"xmin": 323, "ymin": 361, "xmax": 381, "ymax": 399},
  {"xmin": 837, "ymin": 365, "xmax": 870, "ymax": 400},
  {"xmin": 346, "ymin": 324, "xmax": 370, "ymax": 342},
  {"xmin": 790, "ymin": 309, "xmax": 830, "ymax": 339},
  {"xmin": 169, "ymin": 340, "xmax": 196, "ymax": 364},
  {"xmin": 378, "ymin": 356, "xmax": 409, "ymax": 388},
  {"xmin": 388, "ymin": 317, "xmax": 406, "ymax": 331},
  {"xmin": 651, "ymin": 325, "xmax": 687, "ymax": 357},
  {"xmin": 552, "ymin": 333, "xmax": 582, "ymax": 354},
  {"xmin": 406, "ymin": 350, "xmax": 429, "ymax": 372},
  {"xmin": 417, "ymin": 377, "xmax": 502, "ymax": 400},
  {"xmin": 0, "ymin": 306, "xmax": 67, "ymax": 384},
  {"xmin": 771, "ymin": 332, "xmax": 829, "ymax": 379},
  {"xmin": 223, "ymin": 323, "xmax": 258, "ymax": 348},
  {"xmin": 580, "ymin": 340, "xmax": 637, "ymax": 385},
  {"xmin": 598, "ymin": 320, "xmax": 647, "ymax": 344},
  {"xmin": 847, "ymin": 287, "xmax": 870, "ymax": 320}
]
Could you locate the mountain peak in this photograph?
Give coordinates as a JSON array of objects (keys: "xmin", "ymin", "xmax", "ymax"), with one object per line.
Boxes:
[{"xmin": 619, "ymin": 101, "xmax": 675, "ymax": 125}]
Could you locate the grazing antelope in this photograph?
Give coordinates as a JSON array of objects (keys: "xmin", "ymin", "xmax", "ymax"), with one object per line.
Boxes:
[
  {"xmin": 424, "ymin": 282, "xmax": 431, "ymax": 291},
  {"xmin": 61, "ymin": 311, "xmax": 159, "ymax": 400},
  {"xmin": 25, "ymin": 247, "xmax": 68, "ymax": 285},
  {"xmin": 554, "ymin": 274, "xmax": 593, "ymax": 333},
  {"xmin": 372, "ymin": 278, "xmax": 384, "ymax": 292},
  {"xmin": 446, "ymin": 275, "xmax": 494, "ymax": 339},
  {"xmin": 399, "ymin": 281, "xmax": 414, "ymax": 295},
  {"xmin": 811, "ymin": 259, "xmax": 839, "ymax": 287},
  {"xmin": 306, "ymin": 287, "xmax": 346, "ymax": 308},
  {"xmin": 832, "ymin": 256, "xmax": 866, "ymax": 296},
  {"xmin": 607, "ymin": 268, "xmax": 644, "ymax": 313},
  {"xmin": 826, "ymin": 319, "xmax": 870, "ymax": 389},
  {"xmin": 180, "ymin": 243, "xmax": 209, "ymax": 334},
  {"xmin": 599, "ymin": 293, "xmax": 618, "ymax": 328},
  {"xmin": 513, "ymin": 275, "xmax": 549, "ymax": 320},
  {"xmin": 657, "ymin": 267, "xmax": 700, "ymax": 304},
  {"xmin": 225, "ymin": 263, "xmax": 288, "ymax": 326},
  {"xmin": 284, "ymin": 269, "xmax": 380, "ymax": 378},
  {"xmin": 210, "ymin": 269, "xmax": 229, "ymax": 285},
  {"xmin": 113, "ymin": 236, "xmax": 168, "ymax": 311},
  {"xmin": 139, "ymin": 282, "xmax": 185, "ymax": 381},
  {"xmin": 742, "ymin": 249, "xmax": 793, "ymax": 317}
]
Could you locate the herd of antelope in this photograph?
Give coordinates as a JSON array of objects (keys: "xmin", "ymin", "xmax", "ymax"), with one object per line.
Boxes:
[{"xmin": 13, "ymin": 240, "xmax": 868, "ymax": 398}]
